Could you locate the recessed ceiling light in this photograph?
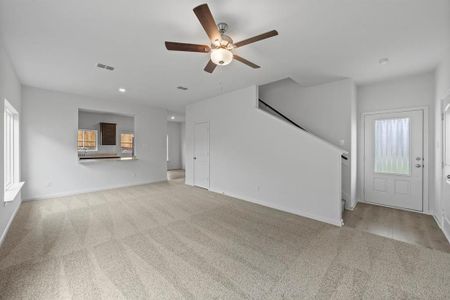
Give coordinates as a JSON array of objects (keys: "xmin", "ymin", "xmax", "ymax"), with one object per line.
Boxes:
[
  {"xmin": 118, "ymin": 88, "xmax": 126, "ymax": 93},
  {"xmin": 171, "ymin": 116, "xmax": 175, "ymax": 120},
  {"xmin": 379, "ymin": 58, "xmax": 389, "ymax": 65},
  {"xmin": 177, "ymin": 86, "xmax": 188, "ymax": 90}
]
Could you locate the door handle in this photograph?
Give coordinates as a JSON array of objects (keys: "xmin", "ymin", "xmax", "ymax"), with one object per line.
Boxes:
[
  {"xmin": 193, "ymin": 157, "xmax": 197, "ymax": 160},
  {"xmin": 447, "ymin": 175, "xmax": 450, "ymax": 180},
  {"xmin": 415, "ymin": 164, "xmax": 422, "ymax": 168}
]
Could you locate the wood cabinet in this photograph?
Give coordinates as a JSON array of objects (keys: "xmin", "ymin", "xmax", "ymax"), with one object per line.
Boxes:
[{"xmin": 100, "ymin": 122, "xmax": 116, "ymax": 145}]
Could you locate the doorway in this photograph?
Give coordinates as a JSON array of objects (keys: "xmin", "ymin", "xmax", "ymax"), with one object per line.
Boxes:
[
  {"xmin": 364, "ymin": 110, "xmax": 424, "ymax": 211},
  {"xmin": 193, "ymin": 122, "xmax": 210, "ymax": 189},
  {"xmin": 167, "ymin": 120, "xmax": 185, "ymax": 181}
]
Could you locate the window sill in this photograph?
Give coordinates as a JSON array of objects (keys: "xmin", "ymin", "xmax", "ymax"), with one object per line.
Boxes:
[{"xmin": 4, "ymin": 182, "xmax": 25, "ymax": 203}]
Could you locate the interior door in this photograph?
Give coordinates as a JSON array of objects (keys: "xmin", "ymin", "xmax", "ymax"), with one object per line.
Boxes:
[
  {"xmin": 193, "ymin": 122, "xmax": 210, "ymax": 189},
  {"xmin": 364, "ymin": 110, "xmax": 423, "ymax": 211}
]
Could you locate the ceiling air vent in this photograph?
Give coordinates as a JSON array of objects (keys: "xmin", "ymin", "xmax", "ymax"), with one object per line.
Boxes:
[{"xmin": 96, "ymin": 63, "xmax": 115, "ymax": 71}]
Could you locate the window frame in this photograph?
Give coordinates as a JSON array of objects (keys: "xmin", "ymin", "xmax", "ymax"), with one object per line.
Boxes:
[
  {"xmin": 120, "ymin": 132, "xmax": 134, "ymax": 154},
  {"xmin": 4, "ymin": 99, "xmax": 20, "ymax": 193},
  {"xmin": 77, "ymin": 129, "xmax": 98, "ymax": 152}
]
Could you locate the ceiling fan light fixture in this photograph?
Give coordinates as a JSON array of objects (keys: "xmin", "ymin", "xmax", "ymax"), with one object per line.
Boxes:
[
  {"xmin": 165, "ymin": 4, "xmax": 278, "ymax": 73},
  {"xmin": 211, "ymin": 48, "xmax": 233, "ymax": 66}
]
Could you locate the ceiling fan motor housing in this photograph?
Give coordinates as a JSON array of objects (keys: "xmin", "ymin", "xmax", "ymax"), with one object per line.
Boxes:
[
  {"xmin": 217, "ymin": 22, "xmax": 228, "ymax": 34},
  {"xmin": 165, "ymin": 4, "xmax": 277, "ymax": 73},
  {"xmin": 212, "ymin": 23, "xmax": 234, "ymax": 49}
]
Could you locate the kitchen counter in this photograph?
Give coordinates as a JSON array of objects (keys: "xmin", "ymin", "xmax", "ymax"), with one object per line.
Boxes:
[
  {"xmin": 79, "ymin": 155, "xmax": 121, "ymax": 160},
  {"xmin": 78, "ymin": 154, "xmax": 137, "ymax": 163}
]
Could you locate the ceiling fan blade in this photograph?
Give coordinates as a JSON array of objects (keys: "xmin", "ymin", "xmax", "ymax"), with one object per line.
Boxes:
[
  {"xmin": 193, "ymin": 4, "xmax": 221, "ymax": 43},
  {"xmin": 165, "ymin": 41, "xmax": 210, "ymax": 53},
  {"xmin": 204, "ymin": 59, "xmax": 217, "ymax": 73},
  {"xmin": 234, "ymin": 30, "xmax": 279, "ymax": 48},
  {"xmin": 233, "ymin": 55, "xmax": 260, "ymax": 69}
]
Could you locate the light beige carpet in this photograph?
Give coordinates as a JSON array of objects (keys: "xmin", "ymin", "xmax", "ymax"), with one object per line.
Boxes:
[
  {"xmin": 167, "ymin": 170, "xmax": 186, "ymax": 184},
  {"xmin": 1, "ymin": 180, "xmax": 450, "ymax": 299}
]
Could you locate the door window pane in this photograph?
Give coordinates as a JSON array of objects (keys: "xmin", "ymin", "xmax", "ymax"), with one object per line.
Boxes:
[{"xmin": 374, "ymin": 118, "xmax": 410, "ymax": 175}]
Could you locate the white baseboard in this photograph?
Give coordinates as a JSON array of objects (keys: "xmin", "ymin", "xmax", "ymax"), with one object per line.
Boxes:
[
  {"xmin": 443, "ymin": 216, "xmax": 450, "ymax": 245},
  {"xmin": 431, "ymin": 210, "xmax": 450, "ymax": 245},
  {"xmin": 344, "ymin": 198, "xmax": 359, "ymax": 211},
  {"xmin": 344, "ymin": 203, "xmax": 356, "ymax": 211},
  {"xmin": 23, "ymin": 179, "xmax": 167, "ymax": 201},
  {"xmin": 358, "ymin": 200, "xmax": 432, "ymax": 215},
  {"xmin": 0, "ymin": 198, "xmax": 22, "ymax": 247},
  {"xmin": 210, "ymin": 189, "xmax": 343, "ymax": 227}
]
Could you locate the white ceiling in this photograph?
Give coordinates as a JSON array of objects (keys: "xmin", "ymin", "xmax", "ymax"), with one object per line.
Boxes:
[{"xmin": 1, "ymin": 0, "xmax": 449, "ymax": 113}]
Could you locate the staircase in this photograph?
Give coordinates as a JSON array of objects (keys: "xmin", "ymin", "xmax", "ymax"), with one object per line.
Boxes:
[{"xmin": 258, "ymin": 98, "xmax": 348, "ymax": 161}]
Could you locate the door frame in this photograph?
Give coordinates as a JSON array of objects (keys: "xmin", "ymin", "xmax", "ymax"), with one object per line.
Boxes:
[
  {"xmin": 193, "ymin": 121, "xmax": 210, "ymax": 190},
  {"xmin": 361, "ymin": 106, "xmax": 429, "ymax": 213},
  {"xmin": 438, "ymin": 94, "xmax": 450, "ymax": 229}
]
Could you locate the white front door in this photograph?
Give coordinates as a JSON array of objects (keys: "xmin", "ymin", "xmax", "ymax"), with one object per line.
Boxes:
[
  {"xmin": 364, "ymin": 110, "xmax": 424, "ymax": 211},
  {"xmin": 193, "ymin": 122, "xmax": 210, "ymax": 189}
]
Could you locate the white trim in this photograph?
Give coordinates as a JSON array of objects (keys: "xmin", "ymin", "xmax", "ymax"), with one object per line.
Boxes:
[
  {"xmin": 434, "ymin": 206, "xmax": 450, "ymax": 245},
  {"xmin": 120, "ymin": 131, "xmax": 135, "ymax": 155},
  {"xmin": 77, "ymin": 128, "xmax": 98, "ymax": 152},
  {"xmin": 358, "ymin": 199, "xmax": 432, "ymax": 214},
  {"xmin": 4, "ymin": 182, "xmax": 24, "ymax": 203},
  {"xmin": 442, "ymin": 216, "xmax": 450, "ymax": 244},
  {"xmin": 166, "ymin": 134, "xmax": 169, "ymax": 162},
  {"xmin": 4, "ymin": 98, "xmax": 20, "ymax": 197},
  {"xmin": 439, "ymin": 94, "xmax": 450, "ymax": 245},
  {"xmin": 4, "ymin": 99, "xmax": 18, "ymax": 114},
  {"xmin": 344, "ymin": 201, "xmax": 358, "ymax": 211},
  {"xmin": 209, "ymin": 189, "xmax": 343, "ymax": 227},
  {"xmin": 361, "ymin": 106, "xmax": 429, "ymax": 213},
  {"xmin": 0, "ymin": 197, "xmax": 21, "ymax": 247},
  {"xmin": 443, "ymin": 97, "xmax": 450, "ymax": 168},
  {"xmin": 433, "ymin": 213, "xmax": 442, "ymax": 229},
  {"xmin": 23, "ymin": 179, "xmax": 166, "ymax": 201}
]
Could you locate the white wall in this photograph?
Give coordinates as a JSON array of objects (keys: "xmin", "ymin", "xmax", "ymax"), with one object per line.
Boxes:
[
  {"xmin": 357, "ymin": 72, "xmax": 435, "ymax": 212},
  {"xmin": 167, "ymin": 121, "xmax": 182, "ymax": 170},
  {"xmin": 259, "ymin": 78, "xmax": 357, "ymax": 209},
  {"xmin": 78, "ymin": 110, "xmax": 134, "ymax": 156},
  {"xmin": 434, "ymin": 49, "xmax": 450, "ymax": 240},
  {"xmin": 260, "ymin": 78, "xmax": 354, "ymax": 151},
  {"xmin": 22, "ymin": 86, "xmax": 167, "ymax": 200},
  {"xmin": 0, "ymin": 39, "xmax": 22, "ymax": 244},
  {"xmin": 186, "ymin": 86, "xmax": 345, "ymax": 226}
]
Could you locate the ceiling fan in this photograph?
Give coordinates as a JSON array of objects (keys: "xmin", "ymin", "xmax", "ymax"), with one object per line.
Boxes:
[{"xmin": 165, "ymin": 3, "xmax": 278, "ymax": 73}]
